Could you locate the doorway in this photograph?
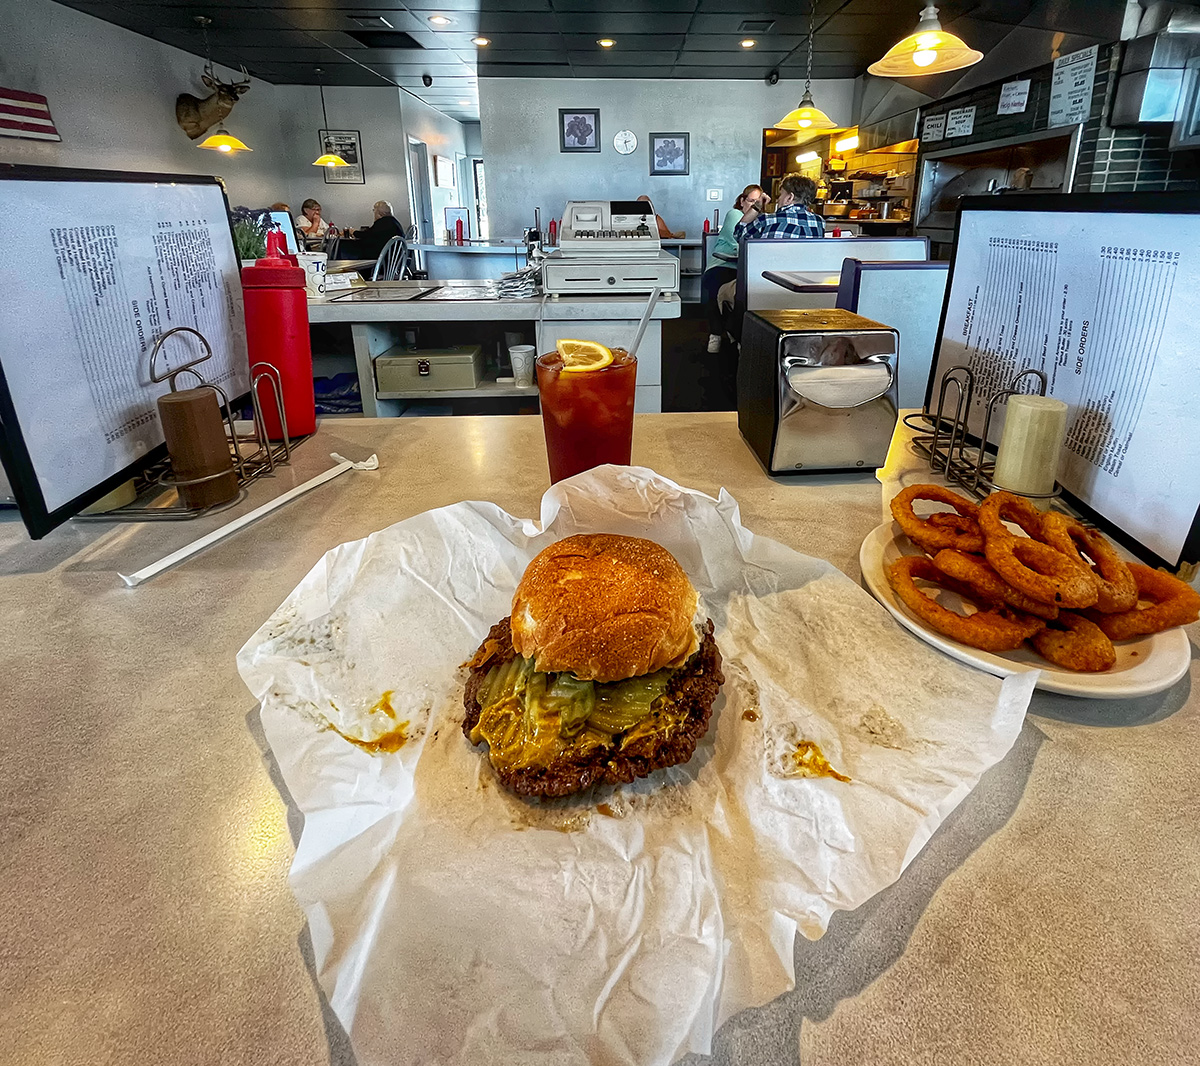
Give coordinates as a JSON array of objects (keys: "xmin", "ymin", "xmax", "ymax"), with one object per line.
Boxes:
[{"xmin": 407, "ymin": 139, "xmax": 434, "ymax": 241}]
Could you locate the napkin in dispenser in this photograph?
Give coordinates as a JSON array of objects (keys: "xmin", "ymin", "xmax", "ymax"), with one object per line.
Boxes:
[{"xmin": 738, "ymin": 308, "xmax": 899, "ymax": 474}]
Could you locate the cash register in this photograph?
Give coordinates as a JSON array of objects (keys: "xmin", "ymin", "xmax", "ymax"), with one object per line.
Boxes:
[{"xmin": 542, "ymin": 199, "xmax": 680, "ymax": 295}]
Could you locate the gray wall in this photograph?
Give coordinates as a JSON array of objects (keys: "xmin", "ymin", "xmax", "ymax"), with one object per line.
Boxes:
[
  {"xmin": 479, "ymin": 77, "xmax": 854, "ymax": 239},
  {"xmin": 0, "ymin": 0, "xmax": 470, "ymax": 235}
]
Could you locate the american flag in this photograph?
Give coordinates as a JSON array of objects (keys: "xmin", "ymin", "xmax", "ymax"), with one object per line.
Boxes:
[{"xmin": 0, "ymin": 88, "xmax": 61, "ymax": 142}]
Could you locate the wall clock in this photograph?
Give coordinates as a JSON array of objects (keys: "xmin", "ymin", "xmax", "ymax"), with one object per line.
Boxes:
[{"xmin": 613, "ymin": 129, "xmax": 637, "ymax": 155}]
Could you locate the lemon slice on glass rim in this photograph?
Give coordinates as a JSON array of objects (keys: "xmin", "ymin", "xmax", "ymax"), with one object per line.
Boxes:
[{"xmin": 556, "ymin": 339, "xmax": 613, "ymax": 372}]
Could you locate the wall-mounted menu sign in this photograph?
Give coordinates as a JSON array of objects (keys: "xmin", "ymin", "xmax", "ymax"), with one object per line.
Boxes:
[
  {"xmin": 1049, "ymin": 45, "xmax": 1098, "ymax": 128},
  {"xmin": 0, "ymin": 165, "xmax": 248, "ymax": 538},
  {"xmin": 921, "ymin": 113, "xmax": 947, "ymax": 142},
  {"xmin": 997, "ymin": 79, "xmax": 1031, "ymax": 115},
  {"xmin": 927, "ymin": 193, "xmax": 1200, "ymax": 568},
  {"xmin": 945, "ymin": 106, "xmax": 976, "ymax": 138}
]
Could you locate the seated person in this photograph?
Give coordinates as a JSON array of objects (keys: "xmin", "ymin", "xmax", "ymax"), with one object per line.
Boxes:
[
  {"xmin": 636, "ymin": 195, "xmax": 684, "ymax": 239},
  {"xmin": 734, "ymin": 174, "xmax": 824, "ymax": 242},
  {"xmin": 350, "ymin": 201, "xmax": 406, "ymax": 260},
  {"xmin": 725, "ymin": 174, "xmax": 825, "ymax": 345},
  {"xmin": 296, "ymin": 198, "xmax": 330, "ymax": 240},
  {"xmin": 702, "ymin": 184, "xmax": 767, "ymax": 353}
]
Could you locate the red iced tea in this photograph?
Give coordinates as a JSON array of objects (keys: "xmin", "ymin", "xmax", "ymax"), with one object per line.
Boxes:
[{"xmin": 537, "ymin": 347, "xmax": 637, "ymax": 483}]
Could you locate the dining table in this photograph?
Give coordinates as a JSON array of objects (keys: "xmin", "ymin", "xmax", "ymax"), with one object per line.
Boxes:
[
  {"xmin": 762, "ymin": 268, "xmax": 843, "ymax": 294},
  {"xmin": 3, "ymin": 411, "xmax": 1197, "ymax": 1065}
]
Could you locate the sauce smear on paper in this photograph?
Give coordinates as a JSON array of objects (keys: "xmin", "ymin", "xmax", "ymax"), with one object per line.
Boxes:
[{"xmin": 791, "ymin": 741, "xmax": 851, "ymax": 782}]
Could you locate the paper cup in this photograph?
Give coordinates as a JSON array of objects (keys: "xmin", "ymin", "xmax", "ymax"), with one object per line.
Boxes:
[
  {"xmin": 509, "ymin": 344, "xmax": 536, "ymax": 388},
  {"xmin": 297, "ymin": 252, "xmax": 328, "ymax": 298}
]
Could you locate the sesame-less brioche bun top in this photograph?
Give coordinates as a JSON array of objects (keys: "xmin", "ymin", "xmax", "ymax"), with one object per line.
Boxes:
[{"xmin": 510, "ymin": 533, "xmax": 700, "ymax": 683}]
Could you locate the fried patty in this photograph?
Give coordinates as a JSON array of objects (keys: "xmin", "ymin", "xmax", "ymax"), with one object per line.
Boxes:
[{"xmin": 463, "ymin": 616, "xmax": 724, "ymax": 797}]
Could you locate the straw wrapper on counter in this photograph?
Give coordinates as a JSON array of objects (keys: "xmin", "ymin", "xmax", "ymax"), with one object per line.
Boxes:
[{"xmin": 237, "ymin": 466, "xmax": 1035, "ymax": 1066}]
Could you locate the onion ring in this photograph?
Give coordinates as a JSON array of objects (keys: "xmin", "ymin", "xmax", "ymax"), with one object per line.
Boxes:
[
  {"xmin": 983, "ymin": 534, "xmax": 1099, "ymax": 608},
  {"xmin": 887, "ymin": 555, "xmax": 1045, "ymax": 652},
  {"xmin": 932, "ymin": 548, "xmax": 1060, "ymax": 620},
  {"xmin": 890, "ymin": 485, "xmax": 984, "ymax": 554},
  {"xmin": 977, "ymin": 490, "xmax": 1046, "ymax": 542},
  {"xmin": 1085, "ymin": 563, "xmax": 1200, "ymax": 639},
  {"xmin": 1030, "ymin": 611, "xmax": 1116, "ymax": 672},
  {"xmin": 1041, "ymin": 513, "xmax": 1137, "ymax": 614}
]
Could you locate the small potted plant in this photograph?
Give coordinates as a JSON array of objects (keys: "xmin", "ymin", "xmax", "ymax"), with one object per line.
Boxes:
[{"xmin": 231, "ymin": 206, "xmax": 269, "ymax": 265}]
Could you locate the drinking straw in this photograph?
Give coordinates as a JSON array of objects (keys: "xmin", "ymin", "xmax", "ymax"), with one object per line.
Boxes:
[
  {"xmin": 118, "ymin": 452, "xmax": 379, "ymax": 586},
  {"xmin": 627, "ymin": 287, "xmax": 661, "ymax": 360}
]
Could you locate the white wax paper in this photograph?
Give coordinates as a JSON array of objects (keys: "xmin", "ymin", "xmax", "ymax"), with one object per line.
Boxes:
[{"xmin": 238, "ymin": 466, "xmax": 1035, "ymax": 1066}]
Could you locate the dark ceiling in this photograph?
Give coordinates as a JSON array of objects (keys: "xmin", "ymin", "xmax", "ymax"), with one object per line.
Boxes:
[{"xmin": 52, "ymin": 0, "xmax": 1125, "ymax": 122}]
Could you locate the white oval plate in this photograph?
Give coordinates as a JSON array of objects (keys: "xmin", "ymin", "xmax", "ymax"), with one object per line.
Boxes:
[{"xmin": 860, "ymin": 521, "xmax": 1192, "ymax": 699}]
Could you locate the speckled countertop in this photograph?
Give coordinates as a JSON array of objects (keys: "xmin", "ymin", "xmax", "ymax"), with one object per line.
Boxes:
[{"xmin": 2, "ymin": 413, "xmax": 1196, "ymax": 1065}]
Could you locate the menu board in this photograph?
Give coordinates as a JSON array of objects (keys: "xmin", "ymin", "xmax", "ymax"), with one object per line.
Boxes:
[
  {"xmin": 928, "ymin": 193, "xmax": 1200, "ymax": 567},
  {"xmin": 1049, "ymin": 45, "xmax": 1098, "ymax": 128},
  {"xmin": 0, "ymin": 166, "xmax": 248, "ymax": 538}
]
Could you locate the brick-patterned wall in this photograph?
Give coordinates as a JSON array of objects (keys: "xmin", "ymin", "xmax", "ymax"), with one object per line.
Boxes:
[
  {"xmin": 1075, "ymin": 44, "xmax": 1200, "ymax": 192},
  {"xmin": 919, "ymin": 42, "xmax": 1200, "ymax": 194}
]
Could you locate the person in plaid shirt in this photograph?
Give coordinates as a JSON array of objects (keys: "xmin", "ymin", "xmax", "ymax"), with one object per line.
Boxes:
[{"xmin": 734, "ymin": 173, "xmax": 824, "ymax": 241}]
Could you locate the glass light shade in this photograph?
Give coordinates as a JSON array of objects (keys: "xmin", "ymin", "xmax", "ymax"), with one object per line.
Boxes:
[
  {"xmin": 774, "ymin": 89, "xmax": 837, "ymax": 131},
  {"xmin": 313, "ymin": 153, "xmax": 350, "ymax": 167},
  {"xmin": 198, "ymin": 127, "xmax": 252, "ymax": 153},
  {"xmin": 868, "ymin": 5, "xmax": 982, "ymax": 77}
]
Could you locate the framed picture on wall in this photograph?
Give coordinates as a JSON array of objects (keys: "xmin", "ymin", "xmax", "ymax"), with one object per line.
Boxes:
[
  {"xmin": 649, "ymin": 132, "xmax": 689, "ymax": 176},
  {"xmin": 434, "ymin": 154, "xmax": 456, "ymax": 188},
  {"xmin": 318, "ymin": 130, "xmax": 365, "ymax": 184},
  {"xmin": 559, "ymin": 109, "xmax": 600, "ymax": 153}
]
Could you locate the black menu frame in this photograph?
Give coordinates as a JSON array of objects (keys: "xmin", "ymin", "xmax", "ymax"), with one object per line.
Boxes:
[
  {"xmin": 0, "ymin": 164, "xmax": 245, "ymax": 539},
  {"xmin": 926, "ymin": 191, "xmax": 1200, "ymax": 570}
]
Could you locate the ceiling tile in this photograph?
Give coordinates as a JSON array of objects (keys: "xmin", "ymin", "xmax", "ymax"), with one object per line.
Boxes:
[{"xmin": 549, "ymin": 12, "xmax": 694, "ymax": 33}]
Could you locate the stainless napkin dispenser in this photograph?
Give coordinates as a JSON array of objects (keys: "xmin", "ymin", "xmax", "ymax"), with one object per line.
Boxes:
[{"xmin": 738, "ymin": 308, "xmax": 899, "ymax": 474}]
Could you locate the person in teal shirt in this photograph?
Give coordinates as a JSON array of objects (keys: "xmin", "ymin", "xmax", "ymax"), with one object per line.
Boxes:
[{"xmin": 703, "ymin": 184, "xmax": 768, "ymax": 352}]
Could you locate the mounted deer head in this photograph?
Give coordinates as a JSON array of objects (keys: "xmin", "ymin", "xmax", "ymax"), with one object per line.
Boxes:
[{"xmin": 175, "ymin": 63, "xmax": 251, "ymax": 140}]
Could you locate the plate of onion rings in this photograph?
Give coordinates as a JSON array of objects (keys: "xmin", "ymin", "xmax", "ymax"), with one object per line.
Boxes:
[{"xmin": 860, "ymin": 488, "xmax": 1197, "ymax": 699}]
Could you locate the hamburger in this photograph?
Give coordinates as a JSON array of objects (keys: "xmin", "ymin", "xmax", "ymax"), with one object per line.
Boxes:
[{"xmin": 463, "ymin": 533, "xmax": 724, "ymax": 797}]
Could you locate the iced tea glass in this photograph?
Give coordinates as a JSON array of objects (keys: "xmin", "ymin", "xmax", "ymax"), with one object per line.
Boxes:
[{"xmin": 536, "ymin": 348, "xmax": 637, "ymax": 483}]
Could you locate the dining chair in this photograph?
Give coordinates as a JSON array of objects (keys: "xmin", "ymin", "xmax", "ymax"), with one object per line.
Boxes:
[
  {"xmin": 322, "ymin": 232, "xmax": 340, "ymax": 261},
  {"xmin": 372, "ymin": 235, "xmax": 410, "ymax": 281}
]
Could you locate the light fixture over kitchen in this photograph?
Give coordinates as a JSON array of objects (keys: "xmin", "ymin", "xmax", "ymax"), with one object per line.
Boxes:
[
  {"xmin": 868, "ymin": 4, "xmax": 983, "ymax": 77},
  {"xmin": 774, "ymin": 0, "xmax": 837, "ymax": 131},
  {"xmin": 597, "ymin": 38, "xmax": 615, "ymax": 48},
  {"xmin": 472, "ymin": 36, "xmax": 490, "ymax": 46},
  {"xmin": 427, "ymin": 14, "xmax": 452, "ymax": 25},
  {"xmin": 311, "ymin": 69, "xmax": 349, "ymax": 168},
  {"xmin": 834, "ymin": 134, "xmax": 859, "ymax": 153},
  {"xmin": 740, "ymin": 39, "xmax": 756, "ymax": 48}
]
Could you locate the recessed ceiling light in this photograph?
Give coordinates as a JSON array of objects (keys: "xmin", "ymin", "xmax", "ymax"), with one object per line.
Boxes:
[
  {"xmin": 740, "ymin": 39, "xmax": 756, "ymax": 48},
  {"xmin": 472, "ymin": 36, "xmax": 490, "ymax": 46},
  {"xmin": 458, "ymin": 99, "xmax": 470, "ymax": 105},
  {"xmin": 597, "ymin": 38, "xmax": 615, "ymax": 47},
  {"xmin": 427, "ymin": 14, "xmax": 452, "ymax": 25}
]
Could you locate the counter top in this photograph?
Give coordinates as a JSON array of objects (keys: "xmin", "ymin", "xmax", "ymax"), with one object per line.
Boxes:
[
  {"xmin": 307, "ymin": 281, "xmax": 682, "ymax": 323},
  {"xmin": 4, "ymin": 412, "xmax": 1197, "ymax": 1065}
]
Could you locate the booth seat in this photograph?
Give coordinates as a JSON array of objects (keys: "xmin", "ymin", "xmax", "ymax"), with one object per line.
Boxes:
[
  {"xmin": 835, "ymin": 258, "xmax": 950, "ymax": 411},
  {"xmin": 737, "ymin": 236, "xmax": 931, "ymax": 312}
]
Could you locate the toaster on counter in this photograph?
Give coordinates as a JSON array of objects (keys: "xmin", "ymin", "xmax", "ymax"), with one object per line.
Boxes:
[{"xmin": 738, "ymin": 308, "xmax": 899, "ymax": 474}]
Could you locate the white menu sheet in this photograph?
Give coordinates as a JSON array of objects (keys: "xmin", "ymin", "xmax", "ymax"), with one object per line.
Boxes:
[
  {"xmin": 0, "ymin": 175, "xmax": 248, "ymax": 519},
  {"xmin": 931, "ymin": 205, "xmax": 1200, "ymax": 565}
]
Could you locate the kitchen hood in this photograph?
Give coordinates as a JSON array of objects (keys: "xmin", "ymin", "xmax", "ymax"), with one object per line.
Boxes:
[{"xmin": 1111, "ymin": 11, "xmax": 1200, "ymax": 126}]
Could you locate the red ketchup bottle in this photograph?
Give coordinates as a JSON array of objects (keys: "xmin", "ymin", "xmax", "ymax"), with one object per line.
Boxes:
[
  {"xmin": 455, "ymin": 217, "xmax": 464, "ymax": 244},
  {"xmin": 241, "ymin": 229, "xmax": 316, "ymax": 440},
  {"xmin": 549, "ymin": 218, "xmax": 557, "ymax": 245},
  {"xmin": 703, "ymin": 217, "xmax": 710, "ymax": 235}
]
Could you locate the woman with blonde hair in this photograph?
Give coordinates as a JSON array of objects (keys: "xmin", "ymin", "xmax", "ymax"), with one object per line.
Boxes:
[{"xmin": 701, "ymin": 184, "xmax": 768, "ymax": 353}]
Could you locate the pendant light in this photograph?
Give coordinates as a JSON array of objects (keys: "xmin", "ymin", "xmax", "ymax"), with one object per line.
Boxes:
[
  {"xmin": 312, "ymin": 69, "xmax": 350, "ymax": 168},
  {"xmin": 194, "ymin": 17, "xmax": 253, "ymax": 154},
  {"xmin": 868, "ymin": 4, "xmax": 983, "ymax": 78},
  {"xmin": 775, "ymin": 0, "xmax": 837, "ymax": 131}
]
